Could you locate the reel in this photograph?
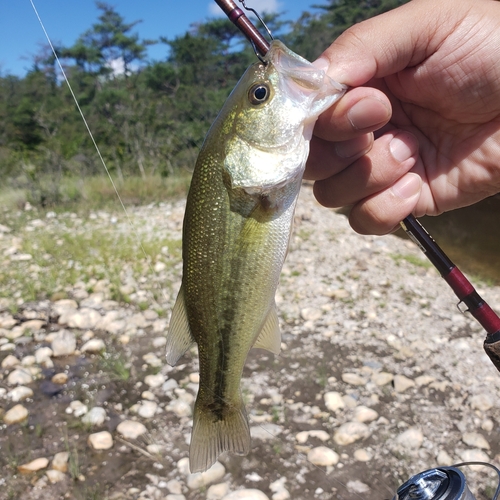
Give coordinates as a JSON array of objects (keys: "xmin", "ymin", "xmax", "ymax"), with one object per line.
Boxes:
[{"xmin": 394, "ymin": 463, "xmax": 500, "ymax": 500}]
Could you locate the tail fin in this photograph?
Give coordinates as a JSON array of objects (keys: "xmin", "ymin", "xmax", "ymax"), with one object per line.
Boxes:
[{"xmin": 189, "ymin": 396, "xmax": 251, "ymax": 473}]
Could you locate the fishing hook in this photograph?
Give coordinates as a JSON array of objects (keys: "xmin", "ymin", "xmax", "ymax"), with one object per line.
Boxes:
[{"xmin": 213, "ymin": 0, "xmax": 500, "ymax": 374}]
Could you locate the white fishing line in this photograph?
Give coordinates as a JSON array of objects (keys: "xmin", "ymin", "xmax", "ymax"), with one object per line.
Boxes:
[{"xmin": 29, "ymin": 0, "xmax": 169, "ymax": 305}]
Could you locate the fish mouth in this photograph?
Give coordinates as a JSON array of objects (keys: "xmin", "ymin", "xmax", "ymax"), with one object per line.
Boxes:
[{"xmin": 264, "ymin": 40, "xmax": 346, "ymax": 123}]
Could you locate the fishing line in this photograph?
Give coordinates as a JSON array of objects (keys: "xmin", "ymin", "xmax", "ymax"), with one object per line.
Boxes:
[{"xmin": 28, "ymin": 0, "xmax": 169, "ymax": 305}]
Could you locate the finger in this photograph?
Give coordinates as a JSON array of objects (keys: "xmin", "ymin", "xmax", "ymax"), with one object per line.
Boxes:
[
  {"xmin": 313, "ymin": 130, "xmax": 419, "ymax": 208},
  {"xmin": 305, "ymin": 133, "xmax": 373, "ymax": 181},
  {"xmin": 314, "ymin": 87, "xmax": 392, "ymax": 141},
  {"xmin": 349, "ymin": 172, "xmax": 422, "ymax": 235},
  {"xmin": 314, "ymin": 0, "xmax": 461, "ymax": 86}
]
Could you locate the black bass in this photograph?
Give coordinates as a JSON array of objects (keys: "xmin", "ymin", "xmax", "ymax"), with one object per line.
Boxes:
[{"xmin": 166, "ymin": 40, "xmax": 345, "ymax": 473}]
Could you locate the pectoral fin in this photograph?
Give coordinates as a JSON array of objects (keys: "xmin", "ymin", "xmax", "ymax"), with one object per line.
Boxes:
[
  {"xmin": 166, "ymin": 285, "xmax": 195, "ymax": 366},
  {"xmin": 253, "ymin": 305, "xmax": 281, "ymax": 354}
]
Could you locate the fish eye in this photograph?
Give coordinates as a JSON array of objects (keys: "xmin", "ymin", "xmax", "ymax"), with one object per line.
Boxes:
[{"xmin": 248, "ymin": 83, "xmax": 270, "ymax": 105}]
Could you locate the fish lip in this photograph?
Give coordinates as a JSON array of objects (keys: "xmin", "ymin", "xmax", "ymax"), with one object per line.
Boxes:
[{"xmin": 267, "ymin": 40, "xmax": 346, "ymax": 96}]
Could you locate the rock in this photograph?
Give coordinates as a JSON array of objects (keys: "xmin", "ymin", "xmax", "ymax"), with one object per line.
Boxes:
[
  {"xmin": 347, "ymin": 480, "xmax": 370, "ymax": 494},
  {"xmin": 51, "ymin": 330, "xmax": 76, "ymax": 357},
  {"xmin": 166, "ymin": 495, "xmax": 186, "ymax": 500},
  {"xmin": 35, "ymin": 347, "xmax": 53, "ymax": 364},
  {"xmin": 21, "ymin": 355, "xmax": 36, "ymax": 366},
  {"xmin": 222, "ymin": 489, "xmax": 270, "ymax": 500},
  {"xmin": 187, "ymin": 461, "xmax": 226, "ymax": 489},
  {"xmin": 46, "ymin": 469, "xmax": 66, "ymax": 483},
  {"xmin": 295, "ymin": 430, "xmax": 330, "ymax": 444},
  {"xmin": 52, "ymin": 299, "xmax": 78, "ymax": 316},
  {"xmin": 436, "ymin": 450, "xmax": 453, "ymax": 466},
  {"xmin": 52, "ymin": 451, "xmax": 69, "ymax": 472},
  {"xmin": 7, "ymin": 368, "xmax": 32, "ymax": 386},
  {"xmin": 22, "ymin": 319, "xmax": 45, "ymax": 332},
  {"xmin": 163, "ymin": 379, "xmax": 179, "ymax": 393},
  {"xmin": 324, "ymin": 391, "xmax": 345, "ymax": 412},
  {"xmin": 250, "ymin": 423, "xmax": 283, "ymax": 441},
  {"xmin": 82, "ymin": 407, "xmax": 107, "ymax": 426},
  {"xmin": 64, "ymin": 308, "xmax": 101, "ymax": 330},
  {"xmin": 460, "ymin": 449, "xmax": 490, "ymax": 469},
  {"xmin": 415, "ymin": 375, "xmax": 435, "ymax": 387},
  {"xmin": 8, "ymin": 386, "xmax": 33, "ymax": 402},
  {"xmin": 166, "ymin": 479, "xmax": 182, "ymax": 495},
  {"xmin": 354, "ymin": 449, "xmax": 372, "ymax": 462},
  {"xmin": 270, "ymin": 477, "xmax": 290, "ymax": 500},
  {"xmin": 208, "ymin": 482, "xmax": 230, "ymax": 499},
  {"xmin": 142, "ymin": 390, "xmax": 155, "ymax": 401},
  {"xmin": 2, "ymin": 354, "xmax": 20, "ymax": 369},
  {"xmin": 51, "ymin": 373, "xmax": 68, "ymax": 384},
  {"xmin": 307, "ymin": 446, "xmax": 339, "ymax": 466},
  {"xmin": 396, "ymin": 428, "xmax": 424, "ymax": 449},
  {"xmin": 469, "ymin": 393, "xmax": 495, "ymax": 412},
  {"xmin": 144, "ymin": 373, "xmax": 166, "ymax": 388},
  {"xmin": 4, "ymin": 404, "xmax": 29, "ymax": 424},
  {"xmin": 342, "ymin": 373, "xmax": 367, "ymax": 386},
  {"xmin": 88, "ymin": 431, "xmax": 113, "ymax": 450},
  {"xmin": 393, "ymin": 375, "xmax": 416, "ymax": 393},
  {"xmin": 81, "ymin": 338, "xmax": 106, "ymax": 353},
  {"xmin": 300, "ymin": 307, "xmax": 322, "ymax": 321},
  {"xmin": 117, "ymin": 420, "xmax": 147, "ymax": 439},
  {"xmin": 482, "ymin": 419, "xmax": 494, "ymax": 432},
  {"xmin": 167, "ymin": 399, "xmax": 192, "ymax": 418},
  {"xmin": 67, "ymin": 400, "xmax": 88, "ymax": 417},
  {"xmin": 40, "ymin": 380, "xmax": 64, "ymax": 397},
  {"xmin": 333, "ymin": 422, "xmax": 370, "ymax": 446},
  {"xmin": 462, "ymin": 432, "xmax": 490, "ymax": 450},
  {"xmin": 143, "ymin": 352, "xmax": 163, "ymax": 368},
  {"xmin": 18, "ymin": 457, "xmax": 49, "ymax": 473},
  {"xmin": 371, "ymin": 372, "xmax": 394, "ymax": 386},
  {"xmin": 138, "ymin": 401, "xmax": 158, "ymax": 419},
  {"xmin": 5, "ymin": 325, "xmax": 28, "ymax": 340},
  {"xmin": 352, "ymin": 406, "xmax": 378, "ymax": 423}
]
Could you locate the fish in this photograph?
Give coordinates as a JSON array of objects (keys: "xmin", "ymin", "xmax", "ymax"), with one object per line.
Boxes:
[{"xmin": 165, "ymin": 39, "xmax": 346, "ymax": 473}]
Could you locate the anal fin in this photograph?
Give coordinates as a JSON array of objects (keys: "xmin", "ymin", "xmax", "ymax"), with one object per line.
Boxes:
[
  {"xmin": 253, "ymin": 304, "xmax": 281, "ymax": 354},
  {"xmin": 166, "ymin": 285, "xmax": 195, "ymax": 366}
]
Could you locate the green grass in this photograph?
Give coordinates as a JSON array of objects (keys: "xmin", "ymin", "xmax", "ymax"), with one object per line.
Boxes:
[
  {"xmin": 390, "ymin": 253, "xmax": 431, "ymax": 269},
  {"xmin": 1, "ymin": 172, "xmax": 191, "ymax": 213}
]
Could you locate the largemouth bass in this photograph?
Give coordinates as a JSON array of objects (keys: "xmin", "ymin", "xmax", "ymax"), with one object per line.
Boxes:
[{"xmin": 166, "ymin": 40, "xmax": 345, "ymax": 473}]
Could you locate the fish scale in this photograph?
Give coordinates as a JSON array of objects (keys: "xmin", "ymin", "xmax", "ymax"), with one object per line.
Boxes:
[{"xmin": 166, "ymin": 40, "xmax": 346, "ymax": 473}]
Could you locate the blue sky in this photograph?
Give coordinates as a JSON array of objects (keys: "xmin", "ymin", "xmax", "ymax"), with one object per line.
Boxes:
[{"xmin": 0, "ymin": 0, "xmax": 319, "ymax": 77}]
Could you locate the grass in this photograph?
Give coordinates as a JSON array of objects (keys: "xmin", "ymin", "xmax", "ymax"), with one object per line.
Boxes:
[
  {"xmin": 100, "ymin": 352, "xmax": 131, "ymax": 382},
  {"xmin": 390, "ymin": 252, "xmax": 431, "ymax": 269},
  {"xmin": 0, "ymin": 183, "xmax": 183, "ymax": 305},
  {"xmin": 2, "ymin": 172, "xmax": 191, "ymax": 213}
]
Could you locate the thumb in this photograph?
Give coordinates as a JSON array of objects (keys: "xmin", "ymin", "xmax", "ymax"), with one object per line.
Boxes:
[{"xmin": 317, "ymin": 0, "xmax": 462, "ymax": 87}]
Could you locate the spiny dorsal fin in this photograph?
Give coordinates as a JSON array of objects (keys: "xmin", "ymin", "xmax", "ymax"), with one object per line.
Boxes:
[
  {"xmin": 253, "ymin": 305, "xmax": 281, "ymax": 354},
  {"xmin": 166, "ymin": 285, "xmax": 195, "ymax": 366}
]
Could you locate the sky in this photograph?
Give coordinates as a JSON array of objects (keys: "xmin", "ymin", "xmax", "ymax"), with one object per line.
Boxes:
[{"xmin": 0, "ymin": 0, "xmax": 318, "ymax": 77}]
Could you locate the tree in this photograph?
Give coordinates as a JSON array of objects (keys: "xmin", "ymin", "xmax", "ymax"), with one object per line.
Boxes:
[{"xmin": 61, "ymin": 2, "xmax": 155, "ymax": 76}]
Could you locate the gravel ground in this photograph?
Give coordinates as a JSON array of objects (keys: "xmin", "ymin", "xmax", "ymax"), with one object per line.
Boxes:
[{"xmin": 1, "ymin": 184, "xmax": 500, "ymax": 500}]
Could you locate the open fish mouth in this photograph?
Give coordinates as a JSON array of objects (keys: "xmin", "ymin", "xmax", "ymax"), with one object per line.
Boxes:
[{"xmin": 267, "ymin": 41, "xmax": 347, "ymax": 110}]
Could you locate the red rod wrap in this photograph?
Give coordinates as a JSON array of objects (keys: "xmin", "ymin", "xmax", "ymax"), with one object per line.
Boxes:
[
  {"xmin": 471, "ymin": 303, "xmax": 500, "ymax": 335},
  {"xmin": 443, "ymin": 267, "xmax": 475, "ymax": 299}
]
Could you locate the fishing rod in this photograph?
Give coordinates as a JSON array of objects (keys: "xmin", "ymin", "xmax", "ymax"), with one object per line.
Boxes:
[{"xmin": 215, "ymin": 0, "xmax": 500, "ymax": 374}]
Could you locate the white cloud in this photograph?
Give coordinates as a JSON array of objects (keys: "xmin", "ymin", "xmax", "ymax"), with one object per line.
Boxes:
[
  {"xmin": 106, "ymin": 57, "xmax": 126, "ymax": 76},
  {"xmin": 208, "ymin": 0, "xmax": 281, "ymax": 17}
]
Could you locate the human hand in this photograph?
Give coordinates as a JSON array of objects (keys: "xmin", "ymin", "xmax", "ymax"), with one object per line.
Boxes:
[{"xmin": 306, "ymin": 0, "xmax": 500, "ymax": 235}]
